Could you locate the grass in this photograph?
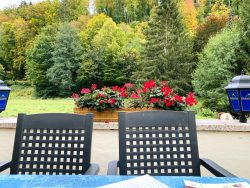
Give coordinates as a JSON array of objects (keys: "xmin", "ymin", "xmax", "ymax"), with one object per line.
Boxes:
[
  {"xmin": 1, "ymin": 85, "xmax": 74, "ymax": 117},
  {"xmin": 1, "ymin": 85, "xmax": 213, "ymax": 119}
]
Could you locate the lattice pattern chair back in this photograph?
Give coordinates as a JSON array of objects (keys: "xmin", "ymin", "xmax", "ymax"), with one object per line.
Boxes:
[
  {"xmin": 10, "ymin": 113, "xmax": 93, "ymax": 175},
  {"xmin": 118, "ymin": 110, "xmax": 200, "ymax": 176}
]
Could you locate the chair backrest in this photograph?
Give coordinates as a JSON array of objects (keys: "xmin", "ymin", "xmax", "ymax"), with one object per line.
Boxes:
[
  {"xmin": 10, "ymin": 113, "xmax": 93, "ymax": 175},
  {"xmin": 118, "ymin": 110, "xmax": 201, "ymax": 176}
]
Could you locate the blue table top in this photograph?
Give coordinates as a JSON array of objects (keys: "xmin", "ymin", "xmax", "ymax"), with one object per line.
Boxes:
[{"xmin": 0, "ymin": 175, "xmax": 249, "ymax": 188}]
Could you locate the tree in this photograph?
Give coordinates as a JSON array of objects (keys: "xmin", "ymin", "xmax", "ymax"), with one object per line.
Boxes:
[
  {"xmin": 78, "ymin": 15, "xmax": 143, "ymax": 86},
  {"xmin": 133, "ymin": 0, "xmax": 194, "ymax": 95},
  {"xmin": 57, "ymin": 0, "xmax": 88, "ymax": 22},
  {"xmin": 95, "ymin": 0, "xmax": 158, "ymax": 23},
  {"xmin": 26, "ymin": 24, "xmax": 59, "ymax": 97},
  {"xmin": 47, "ymin": 24, "xmax": 83, "ymax": 97},
  {"xmin": 0, "ymin": 22, "xmax": 15, "ymax": 79},
  {"xmin": 194, "ymin": 1, "xmax": 230, "ymax": 53},
  {"xmin": 179, "ymin": 0, "xmax": 197, "ymax": 36},
  {"xmin": 238, "ymin": 0, "xmax": 250, "ymax": 73},
  {"xmin": 192, "ymin": 26, "xmax": 241, "ymax": 112}
]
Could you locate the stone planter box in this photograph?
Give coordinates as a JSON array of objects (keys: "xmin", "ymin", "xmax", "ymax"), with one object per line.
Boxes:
[{"xmin": 73, "ymin": 107, "xmax": 158, "ymax": 122}]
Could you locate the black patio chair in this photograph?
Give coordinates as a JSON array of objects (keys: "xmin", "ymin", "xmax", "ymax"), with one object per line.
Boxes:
[
  {"xmin": 0, "ymin": 113, "xmax": 99, "ymax": 175},
  {"xmin": 107, "ymin": 110, "xmax": 236, "ymax": 177}
]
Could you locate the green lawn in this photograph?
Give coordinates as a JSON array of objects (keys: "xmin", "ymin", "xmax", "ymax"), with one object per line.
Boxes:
[
  {"xmin": 1, "ymin": 85, "xmax": 210, "ymax": 119},
  {"xmin": 1, "ymin": 85, "xmax": 74, "ymax": 117}
]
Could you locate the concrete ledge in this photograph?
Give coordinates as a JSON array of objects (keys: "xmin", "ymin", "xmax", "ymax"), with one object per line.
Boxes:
[{"xmin": 0, "ymin": 118, "xmax": 250, "ymax": 131}]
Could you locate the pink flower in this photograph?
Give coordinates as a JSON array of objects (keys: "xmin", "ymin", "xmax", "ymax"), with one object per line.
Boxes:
[
  {"xmin": 162, "ymin": 80, "xmax": 167, "ymax": 86},
  {"xmin": 91, "ymin": 84, "xmax": 97, "ymax": 90},
  {"xmin": 101, "ymin": 86, "xmax": 107, "ymax": 91},
  {"xmin": 81, "ymin": 88, "xmax": 91, "ymax": 94},
  {"xmin": 130, "ymin": 92, "xmax": 140, "ymax": 99},
  {"xmin": 72, "ymin": 93, "xmax": 79, "ymax": 100},
  {"xmin": 109, "ymin": 98, "xmax": 116, "ymax": 104},
  {"xmin": 98, "ymin": 93, "xmax": 106, "ymax": 98},
  {"xmin": 124, "ymin": 83, "xmax": 133, "ymax": 88},
  {"xmin": 137, "ymin": 89, "xmax": 143, "ymax": 94}
]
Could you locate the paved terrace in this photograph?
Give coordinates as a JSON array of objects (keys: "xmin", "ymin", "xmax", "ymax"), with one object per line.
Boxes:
[{"xmin": 0, "ymin": 118, "xmax": 250, "ymax": 179}]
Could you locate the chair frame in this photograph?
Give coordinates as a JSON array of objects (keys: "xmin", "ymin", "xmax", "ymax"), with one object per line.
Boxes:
[
  {"xmin": 0, "ymin": 113, "xmax": 99, "ymax": 175},
  {"xmin": 107, "ymin": 110, "xmax": 236, "ymax": 177}
]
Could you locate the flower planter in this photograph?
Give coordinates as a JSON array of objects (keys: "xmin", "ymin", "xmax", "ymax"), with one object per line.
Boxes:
[{"xmin": 73, "ymin": 107, "xmax": 158, "ymax": 122}]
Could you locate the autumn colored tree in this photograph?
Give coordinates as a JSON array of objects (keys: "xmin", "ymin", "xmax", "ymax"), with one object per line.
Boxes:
[
  {"xmin": 179, "ymin": 0, "xmax": 197, "ymax": 36},
  {"xmin": 0, "ymin": 22, "xmax": 15, "ymax": 79},
  {"xmin": 194, "ymin": 1, "xmax": 230, "ymax": 52},
  {"xmin": 78, "ymin": 14, "xmax": 143, "ymax": 86}
]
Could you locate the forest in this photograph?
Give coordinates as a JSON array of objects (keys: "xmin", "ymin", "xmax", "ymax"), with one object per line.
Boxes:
[{"xmin": 0, "ymin": 0, "xmax": 249, "ymax": 113}]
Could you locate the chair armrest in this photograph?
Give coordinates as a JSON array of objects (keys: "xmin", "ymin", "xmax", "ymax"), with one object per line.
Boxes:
[
  {"xmin": 200, "ymin": 158, "xmax": 236, "ymax": 177},
  {"xmin": 107, "ymin": 160, "xmax": 118, "ymax": 175},
  {"xmin": 0, "ymin": 161, "xmax": 11, "ymax": 172},
  {"xmin": 84, "ymin": 163, "xmax": 100, "ymax": 175}
]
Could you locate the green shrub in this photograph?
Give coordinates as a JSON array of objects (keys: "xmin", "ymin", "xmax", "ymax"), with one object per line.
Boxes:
[
  {"xmin": 0, "ymin": 64, "xmax": 5, "ymax": 80},
  {"xmin": 199, "ymin": 108, "xmax": 216, "ymax": 118},
  {"xmin": 192, "ymin": 25, "xmax": 242, "ymax": 112}
]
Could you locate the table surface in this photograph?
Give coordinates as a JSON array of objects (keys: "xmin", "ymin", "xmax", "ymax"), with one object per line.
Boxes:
[{"xmin": 0, "ymin": 175, "xmax": 249, "ymax": 188}]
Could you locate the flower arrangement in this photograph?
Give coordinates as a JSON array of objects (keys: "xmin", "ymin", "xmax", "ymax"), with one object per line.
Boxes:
[
  {"xmin": 73, "ymin": 80, "xmax": 197, "ymax": 112},
  {"xmin": 127, "ymin": 80, "xmax": 198, "ymax": 111},
  {"xmin": 73, "ymin": 84, "xmax": 131, "ymax": 112}
]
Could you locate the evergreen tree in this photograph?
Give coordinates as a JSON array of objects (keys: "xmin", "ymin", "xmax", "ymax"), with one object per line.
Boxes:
[
  {"xmin": 47, "ymin": 24, "xmax": 83, "ymax": 97},
  {"xmin": 238, "ymin": 0, "xmax": 250, "ymax": 73},
  {"xmin": 133, "ymin": 0, "xmax": 194, "ymax": 94}
]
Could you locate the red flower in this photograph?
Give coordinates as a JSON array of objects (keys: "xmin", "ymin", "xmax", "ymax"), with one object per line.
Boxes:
[
  {"xmin": 81, "ymin": 88, "xmax": 91, "ymax": 94},
  {"xmin": 163, "ymin": 98, "xmax": 174, "ymax": 107},
  {"xmin": 91, "ymin": 84, "xmax": 97, "ymax": 90},
  {"xmin": 149, "ymin": 98, "xmax": 160, "ymax": 104},
  {"xmin": 185, "ymin": 92, "xmax": 198, "ymax": 106},
  {"xmin": 143, "ymin": 80, "xmax": 156, "ymax": 91},
  {"xmin": 98, "ymin": 93, "xmax": 106, "ymax": 98},
  {"xmin": 173, "ymin": 95, "xmax": 183, "ymax": 103},
  {"xmin": 118, "ymin": 87, "xmax": 126, "ymax": 92},
  {"xmin": 112, "ymin": 86, "xmax": 119, "ymax": 91},
  {"xmin": 109, "ymin": 98, "xmax": 116, "ymax": 104},
  {"xmin": 161, "ymin": 86, "xmax": 172, "ymax": 96},
  {"xmin": 130, "ymin": 92, "xmax": 140, "ymax": 99},
  {"xmin": 124, "ymin": 83, "xmax": 133, "ymax": 88},
  {"xmin": 119, "ymin": 91, "xmax": 128, "ymax": 98}
]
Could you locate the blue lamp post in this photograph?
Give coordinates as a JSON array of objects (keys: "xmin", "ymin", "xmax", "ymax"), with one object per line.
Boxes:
[
  {"xmin": 225, "ymin": 71, "xmax": 250, "ymax": 123},
  {"xmin": 0, "ymin": 80, "xmax": 11, "ymax": 113}
]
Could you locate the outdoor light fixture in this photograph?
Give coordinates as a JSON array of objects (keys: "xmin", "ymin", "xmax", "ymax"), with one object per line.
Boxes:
[
  {"xmin": 0, "ymin": 80, "xmax": 11, "ymax": 113},
  {"xmin": 225, "ymin": 71, "xmax": 250, "ymax": 123}
]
